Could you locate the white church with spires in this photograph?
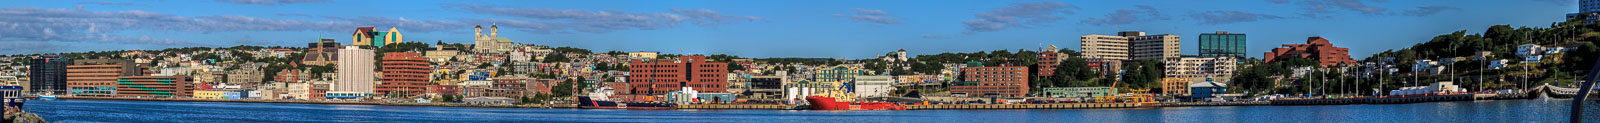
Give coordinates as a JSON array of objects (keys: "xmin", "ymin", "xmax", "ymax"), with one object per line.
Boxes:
[{"xmin": 474, "ymin": 25, "xmax": 516, "ymax": 53}]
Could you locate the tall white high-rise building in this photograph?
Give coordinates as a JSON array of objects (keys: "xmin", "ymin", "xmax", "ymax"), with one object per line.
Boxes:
[
  {"xmin": 1080, "ymin": 31, "xmax": 1180, "ymax": 61},
  {"xmin": 330, "ymin": 46, "xmax": 374, "ymax": 99}
]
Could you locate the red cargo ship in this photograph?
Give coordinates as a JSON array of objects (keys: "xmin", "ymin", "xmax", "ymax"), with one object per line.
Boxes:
[{"xmin": 805, "ymin": 96, "xmax": 905, "ymax": 110}]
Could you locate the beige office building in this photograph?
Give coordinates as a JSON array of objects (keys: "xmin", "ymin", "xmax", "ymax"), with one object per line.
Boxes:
[
  {"xmin": 1080, "ymin": 31, "xmax": 1180, "ymax": 61},
  {"xmin": 1162, "ymin": 57, "xmax": 1237, "ymax": 82}
]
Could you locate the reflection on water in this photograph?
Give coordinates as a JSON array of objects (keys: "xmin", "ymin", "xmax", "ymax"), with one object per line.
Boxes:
[
  {"xmin": 325, "ymin": 104, "xmax": 379, "ymax": 111},
  {"xmin": 20, "ymin": 99, "xmax": 1597, "ymax": 122}
]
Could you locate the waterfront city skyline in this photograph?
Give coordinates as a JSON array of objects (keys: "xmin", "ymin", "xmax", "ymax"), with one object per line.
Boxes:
[
  {"xmin": 3, "ymin": 0, "xmax": 1600, "ymax": 122},
  {"xmin": 0, "ymin": 0, "xmax": 1578, "ymax": 59}
]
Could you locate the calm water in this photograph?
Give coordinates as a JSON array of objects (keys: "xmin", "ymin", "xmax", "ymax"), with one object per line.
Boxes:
[{"xmin": 20, "ymin": 99, "xmax": 1600, "ymax": 123}]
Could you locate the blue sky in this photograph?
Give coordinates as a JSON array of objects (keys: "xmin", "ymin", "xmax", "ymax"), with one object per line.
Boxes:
[{"xmin": 0, "ymin": 0, "xmax": 1578, "ymax": 59}]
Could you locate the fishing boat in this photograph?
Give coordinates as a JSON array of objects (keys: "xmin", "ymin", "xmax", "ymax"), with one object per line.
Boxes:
[
  {"xmin": 805, "ymin": 96, "xmax": 904, "ymax": 110},
  {"xmin": 576, "ymin": 87, "xmax": 676, "ymax": 110},
  {"xmin": 36, "ymin": 93, "xmax": 56, "ymax": 100}
]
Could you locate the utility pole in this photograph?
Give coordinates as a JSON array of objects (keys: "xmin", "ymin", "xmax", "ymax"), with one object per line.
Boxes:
[{"xmin": 1523, "ymin": 31, "xmax": 1531, "ymax": 91}]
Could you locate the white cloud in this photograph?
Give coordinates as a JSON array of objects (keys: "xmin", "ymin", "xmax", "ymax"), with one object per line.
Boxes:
[{"xmin": 962, "ymin": 1, "xmax": 1079, "ymax": 34}]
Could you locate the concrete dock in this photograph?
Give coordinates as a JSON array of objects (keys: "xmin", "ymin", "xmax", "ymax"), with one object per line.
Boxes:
[
  {"xmin": 1362, "ymin": 94, "xmax": 1478, "ymax": 104},
  {"xmin": 676, "ymin": 104, "xmax": 799, "ymax": 110},
  {"xmin": 904, "ymin": 103, "xmax": 1149, "ymax": 110},
  {"xmin": 1156, "ymin": 101, "xmax": 1270, "ymax": 107}
]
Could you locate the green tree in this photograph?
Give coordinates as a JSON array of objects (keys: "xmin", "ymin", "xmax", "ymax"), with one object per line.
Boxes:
[
  {"xmin": 1118, "ymin": 59, "xmax": 1164, "ymax": 90},
  {"xmin": 308, "ymin": 64, "xmax": 336, "ymax": 78},
  {"xmin": 1053, "ymin": 57, "xmax": 1098, "ymax": 87},
  {"xmin": 552, "ymin": 46, "xmax": 593, "ymax": 54},
  {"xmin": 520, "ymin": 96, "xmax": 532, "ymax": 105},
  {"xmin": 376, "ymin": 42, "xmax": 432, "ymax": 53},
  {"xmin": 727, "ymin": 63, "xmax": 744, "ymax": 72},
  {"xmin": 908, "ymin": 60, "xmax": 943, "ymax": 75},
  {"xmin": 594, "ymin": 62, "xmax": 611, "ymax": 71},
  {"xmin": 553, "ymin": 79, "xmax": 575, "ymax": 97},
  {"xmin": 543, "ymin": 54, "xmax": 570, "ymax": 63}
]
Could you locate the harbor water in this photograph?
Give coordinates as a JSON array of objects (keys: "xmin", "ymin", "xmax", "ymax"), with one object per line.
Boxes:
[{"xmin": 22, "ymin": 99, "xmax": 1600, "ymax": 123}]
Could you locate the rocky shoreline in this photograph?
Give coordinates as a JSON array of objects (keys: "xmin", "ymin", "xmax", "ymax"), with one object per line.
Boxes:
[{"xmin": 3, "ymin": 107, "xmax": 44, "ymax": 123}]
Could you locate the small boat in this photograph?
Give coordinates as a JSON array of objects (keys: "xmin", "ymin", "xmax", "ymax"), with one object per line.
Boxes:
[
  {"xmin": 805, "ymin": 96, "xmax": 904, "ymax": 110},
  {"xmin": 36, "ymin": 93, "xmax": 57, "ymax": 100}
]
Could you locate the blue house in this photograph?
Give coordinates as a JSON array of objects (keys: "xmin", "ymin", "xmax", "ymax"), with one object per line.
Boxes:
[{"xmin": 1189, "ymin": 79, "xmax": 1227, "ymax": 99}]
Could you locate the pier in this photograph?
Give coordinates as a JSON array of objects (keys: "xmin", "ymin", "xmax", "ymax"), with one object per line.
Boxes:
[
  {"xmin": 1362, "ymin": 94, "xmax": 1477, "ymax": 104},
  {"xmin": 904, "ymin": 103, "xmax": 1149, "ymax": 110},
  {"xmin": 676, "ymin": 104, "xmax": 799, "ymax": 110},
  {"xmin": 1156, "ymin": 101, "xmax": 1270, "ymax": 107}
]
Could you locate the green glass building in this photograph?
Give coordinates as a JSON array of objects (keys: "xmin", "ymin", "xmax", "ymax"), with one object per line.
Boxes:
[{"xmin": 1198, "ymin": 31, "xmax": 1246, "ymax": 58}]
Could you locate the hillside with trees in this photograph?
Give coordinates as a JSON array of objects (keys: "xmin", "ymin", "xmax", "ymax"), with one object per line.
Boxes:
[{"xmin": 1226, "ymin": 18, "xmax": 1600, "ymax": 96}]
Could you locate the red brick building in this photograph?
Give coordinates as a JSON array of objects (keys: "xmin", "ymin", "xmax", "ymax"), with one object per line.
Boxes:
[
  {"xmin": 1263, "ymin": 37, "xmax": 1357, "ymax": 66},
  {"xmin": 459, "ymin": 78, "xmax": 529, "ymax": 98},
  {"xmin": 627, "ymin": 55, "xmax": 728, "ymax": 94},
  {"xmin": 311, "ymin": 82, "xmax": 327, "ymax": 100},
  {"xmin": 525, "ymin": 79, "xmax": 557, "ymax": 96},
  {"xmin": 378, "ymin": 52, "xmax": 431, "ymax": 97},
  {"xmin": 426, "ymin": 85, "xmax": 460, "ymax": 96},
  {"xmin": 603, "ymin": 82, "xmax": 631, "ymax": 94},
  {"xmin": 1037, "ymin": 50, "xmax": 1060, "ymax": 77},
  {"xmin": 276, "ymin": 69, "xmax": 309, "ymax": 83},
  {"xmin": 1086, "ymin": 58, "xmax": 1121, "ymax": 76},
  {"xmin": 952, "ymin": 65, "xmax": 1030, "ymax": 97}
]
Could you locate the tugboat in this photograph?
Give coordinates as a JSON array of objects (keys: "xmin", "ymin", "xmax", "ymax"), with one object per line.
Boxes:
[
  {"xmin": 577, "ymin": 87, "xmax": 676, "ymax": 110},
  {"xmin": 805, "ymin": 96, "xmax": 904, "ymax": 110}
]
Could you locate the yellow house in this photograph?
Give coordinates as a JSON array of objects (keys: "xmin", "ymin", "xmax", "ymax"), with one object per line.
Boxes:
[
  {"xmin": 382, "ymin": 27, "xmax": 404, "ymax": 45},
  {"xmin": 194, "ymin": 90, "xmax": 231, "ymax": 99}
]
